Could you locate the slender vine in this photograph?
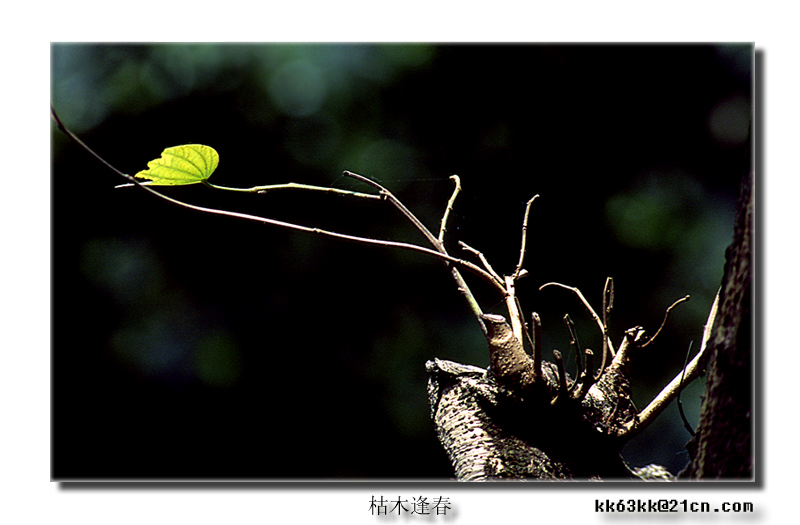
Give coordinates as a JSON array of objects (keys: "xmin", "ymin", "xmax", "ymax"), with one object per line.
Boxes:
[{"xmin": 51, "ymin": 106, "xmax": 507, "ymax": 333}]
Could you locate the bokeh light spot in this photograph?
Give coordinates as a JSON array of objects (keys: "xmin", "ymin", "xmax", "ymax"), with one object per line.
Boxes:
[
  {"xmin": 267, "ymin": 59, "xmax": 326, "ymax": 118},
  {"xmin": 707, "ymin": 94, "xmax": 750, "ymax": 147}
]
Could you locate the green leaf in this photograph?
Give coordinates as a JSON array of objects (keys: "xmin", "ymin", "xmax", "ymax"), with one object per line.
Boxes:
[{"xmin": 135, "ymin": 145, "xmax": 219, "ymax": 186}]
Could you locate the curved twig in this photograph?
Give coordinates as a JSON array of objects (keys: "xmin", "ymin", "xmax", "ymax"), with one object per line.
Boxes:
[
  {"xmin": 344, "ymin": 170, "xmax": 495, "ymax": 334},
  {"xmin": 539, "ymin": 281, "xmax": 616, "ymax": 356},
  {"xmin": 458, "ymin": 241, "xmax": 504, "ymax": 286},
  {"xmin": 512, "ymin": 195, "xmax": 539, "ymax": 280},
  {"xmin": 438, "ymin": 175, "xmax": 462, "ymax": 243},
  {"xmin": 640, "ymin": 295, "xmax": 691, "ymax": 348}
]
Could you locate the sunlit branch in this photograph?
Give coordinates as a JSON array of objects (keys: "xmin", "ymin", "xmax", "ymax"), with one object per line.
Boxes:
[
  {"xmin": 617, "ymin": 291, "xmax": 719, "ymax": 439},
  {"xmin": 458, "ymin": 241, "xmax": 503, "ymax": 286},
  {"xmin": 563, "ymin": 314, "xmax": 582, "ymax": 395},
  {"xmin": 598, "ymin": 277, "xmax": 614, "ymax": 379},
  {"xmin": 438, "ymin": 175, "xmax": 462, "ymax": 243},
  {"xmin": 531, "ymin": 312, "xmax": 543, "ymax": 381},
  {"xmin": 203, "ymin": 180, "xmax": 384, "ymax": 200},
  {"xmin": 344, "ymin": 170, "xmax": 497, "ymax": 334},
  {"xmin": 115, "ymin": 179, "xmax": 384, "ymax": 201},
  {"xmin": 504, "ymin": 276, "xmax": 524, "ymax": 343},
  {"xmin": 512, "ymin": 195, "xmax": 538, "ymax": 280}
]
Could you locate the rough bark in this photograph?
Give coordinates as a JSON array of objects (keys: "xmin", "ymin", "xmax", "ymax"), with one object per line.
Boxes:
[
  {"xmin": 426, "ymin": 316, "xmax": 673, "ymax": 481},
  {"xmin": 680, "ymin": 161, "xmax": 754, "ymax": 479}
]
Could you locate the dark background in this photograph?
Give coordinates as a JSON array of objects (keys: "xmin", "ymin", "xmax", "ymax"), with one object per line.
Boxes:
[{"xmin": 51, "ymin": 44, "xmax": 751, "ymax": 479}]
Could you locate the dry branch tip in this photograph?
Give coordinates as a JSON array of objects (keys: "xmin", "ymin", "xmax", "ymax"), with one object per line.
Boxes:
[{"xmin": 640, "ymin": 295, "xmax": 691, "ymax": 348}]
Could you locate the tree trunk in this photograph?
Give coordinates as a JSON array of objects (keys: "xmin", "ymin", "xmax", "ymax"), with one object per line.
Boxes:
[{"xmin": 680, "ymin": 156, "xmax": 753, "ymax": 479}]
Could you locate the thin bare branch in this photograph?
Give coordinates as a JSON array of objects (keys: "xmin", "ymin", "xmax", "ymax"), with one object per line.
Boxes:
[
  {"xmin": 531, "ymin": 312, "xmax": 543, "ymax": 381},
  {"xmin": 504, "ymin": 276, "xmax": 525, "ymax": 343},
  {"xmin": 598, "ymin": 277, "xmax": 614, "ymax": 379},
  {"xmin": 610, "ymin": 326, "xmax": 645, "ymax": 372},
  {"xmin": 563, "ymin": 314, "xmax": 582, "ymax": 395},
  {"xmin": 344, "ymin": 170, "xmax": 492, "ymax": 335},
  {"xmin": 512, "ymin": 195, "xmax": 539, "ymax": 280},
  {"xmin": 438, "ymin": 175, "xmax": 462, "ymax": 243},
  {"xmin": 552, "ymin": 350, "xmax": 569, "ymax": 405},
  {"xmin": 51, "ymin": 107, "xmax": 506, "ymax": 300},
  {"xmin": 617, "ymin": 291, "xmax": 720, "ymax": 439},
  {"xmin": 205, "ymin": 180, "xmax": 384, "ymax": 200},
  {"xmin": 640, "ymin": 295, "xmax": 691, "ymax": 348},
  {"xmin": 344, "ymin": 170, "xmax": 441, "ymax": 248},
  {"xmin": 126, "ymin": 190, "xmax": 504, "ymax": 287},
  {"xmin": 52, "ymin": 107, "xmax": 132, "ymax": 181},
  {"xmin": 572, "ymin": 349, "xmax": 595, "ymax": 401},
  {"xmin": 539, "ymin": 281, "xmax": 616, "ymax": 356},
  {"xmin": 458, "ymin": 241, "xmax": 503, "ymax": 285},
  {"xmin": 115, "ymin": 179, "xmax": 384, "ymax": 201}
]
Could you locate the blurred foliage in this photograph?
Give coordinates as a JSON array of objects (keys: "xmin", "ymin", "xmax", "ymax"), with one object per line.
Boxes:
[{"xmin": 52, "ymin": 43, "xmax": 751, "ymax": 479}]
